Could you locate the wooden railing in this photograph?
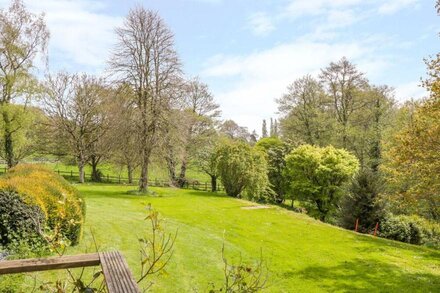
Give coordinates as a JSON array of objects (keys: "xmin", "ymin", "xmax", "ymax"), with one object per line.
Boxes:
[{"xmin": 0, "ymin": 251, "xmax": 140, "ymax": 293}]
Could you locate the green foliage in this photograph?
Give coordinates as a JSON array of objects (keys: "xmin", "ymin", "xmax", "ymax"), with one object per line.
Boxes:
[
  {"xmin": 216, "ymin": 140, "xmax": 269, "ymax": 200},
  {"xmin": 0, "ymin": 190, "xmax": 46, "ymax": 248},
  {"xmin": 255, "ymin": 137, "xmax": 291, "ymax": 203},
  {"xmin": 379, "ymin": 214, "xmax": 440, "ymax": 248},
  {"xmin": 0, "ymin": 164, "xmax": 85, "ymax": 245},
  {"xmin": 0, "ymin": 105, "xmax": 44, "ymax": 164},
  {"xmin": 339, "ymin": 169, "xmax": 384, "ymax": 232},
  {"xmin": 285, "ymin": 145, "xmax": 359, "ymax": 221}
]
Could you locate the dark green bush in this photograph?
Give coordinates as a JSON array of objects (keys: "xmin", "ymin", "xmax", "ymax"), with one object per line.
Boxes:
[
  {"xmin": 379, "ymin": 214, "xmax": 440, "ymax": 248},
  {"xmin": 0, "ymin": 190, "xmax": 45, "ymax": 247}
]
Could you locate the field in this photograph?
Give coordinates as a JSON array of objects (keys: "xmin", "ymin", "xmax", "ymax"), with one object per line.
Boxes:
[{"xmin": 54, "ymin": 184, "xmax": 440, "ymax": 292}]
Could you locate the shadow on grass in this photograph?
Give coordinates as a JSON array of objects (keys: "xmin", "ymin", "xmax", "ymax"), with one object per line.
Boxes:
[
  {"xmin": 353, "ymin": 233, "xmax": 440, "ymax": 260},
  {"xmin": 295, "ymin": 259, "xmax": 439, "ymax": 292}
]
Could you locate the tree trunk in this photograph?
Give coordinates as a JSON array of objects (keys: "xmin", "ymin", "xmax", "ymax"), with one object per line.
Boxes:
[
  {"xmin": 211, "ymin": 175, "xmax": 217, "ymax": 192},
  {"xmin": 2, "ymin": 109, "xmax": 15, "ymax": 168},
  {"xmin": 90, "ymin": 155, "xmax": 101, "ymax": 182},
  {"xmin": 165, "ymin": 156, "xmax": 177, "ymax": 185},
  {"xmin": 179, "ymin": 159, "xmax": 187, "ymax": 187},
  {"xmin": 139, "ymin": 151, "xmax": 150, "ymax": 193},
  {"xmin": 78, "ymin": 162, "xmax": 85, "ymax": 183},
  {"xmin": 127, "ymin": 163, "xmax": 133, "ymax": 184}
]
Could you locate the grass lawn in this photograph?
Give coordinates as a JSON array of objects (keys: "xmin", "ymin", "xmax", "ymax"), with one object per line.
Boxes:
[{"xmin": 3, "ymin": 184, "xmax": 440, "ymax": 292}]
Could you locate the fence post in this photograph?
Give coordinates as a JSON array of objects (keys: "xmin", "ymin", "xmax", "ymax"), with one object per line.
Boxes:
[
  {"xmin": 355, "ymin": 218, "xmax": 359, "ymax": 232},
  {"xmin": 118, "ymin": 175, "xmax": 121, "ymax": 184},
  {"xmin": 107, "ymin": 174, "xmax": 109, "ymax": 182},
  {"xmin": 205, "ymin": 182, "xmax": 207, "ymax": 191},
  {"xmin": 70, "ymin": 170, "xmax": 73, "ymax": 179},
  {"xmin": 373, "ymin": 222, "xmax": 379, "ymax": 236}
]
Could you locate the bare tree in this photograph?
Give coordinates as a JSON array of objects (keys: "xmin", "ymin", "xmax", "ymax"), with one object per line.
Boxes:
[
  {"xmin": 178, "ymin": 77, "xmax": 220, "ymax": 185},
  {"xmin": 110, "ymin": 84, "xmax": 140, "ymax": 184},
  {"xmin": 277, "ymin": 75, "xmax": 331, "ymax": 145},
  {"xmin": 42, "ymin": 73, "xmax": 110, "ymax": 183},
  {"xmin": 320, "ymin": 57, "xmax": 367, "ymax": 148},
  {"xmin": 109, "ymin": 7, "xmax": 181, "ymax": 193},
  {"xmin": 220, "ymin": 120, "xmax": 250, "ymax": 141},
  {"xmin": 0, "ymin": 0, "xmax": 49, "ymax": 167}
]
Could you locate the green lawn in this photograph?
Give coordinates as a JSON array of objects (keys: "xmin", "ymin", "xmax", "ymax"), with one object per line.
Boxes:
[{"xmin": 4, "ymin": 184, "xmax": 440, "ymax": 292}]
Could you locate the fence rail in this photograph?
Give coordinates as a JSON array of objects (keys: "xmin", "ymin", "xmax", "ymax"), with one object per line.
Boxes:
[{"xmin": 0, "ymin": 167, "xmax": 223, "ymax": 192}]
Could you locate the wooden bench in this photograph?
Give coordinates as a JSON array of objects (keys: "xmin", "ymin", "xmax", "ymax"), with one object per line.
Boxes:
[{"xmin": 0, "ymin": 251, "xmax": 140, "ymax": 293}]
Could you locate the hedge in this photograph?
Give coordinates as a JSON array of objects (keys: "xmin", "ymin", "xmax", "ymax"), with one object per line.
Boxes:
[
  {"xmin": 0, "ymin": 164, "xmax": 85, "ymax": 245},
  {"xmin": 379, "ymin": 213, "xmax": 440, "ymax": 248}
]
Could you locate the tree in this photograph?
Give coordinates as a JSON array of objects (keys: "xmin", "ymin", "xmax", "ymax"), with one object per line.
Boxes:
[
  {"xmin": 219, "ymin": 120, "xmax": 250, "ymax": 141},
  {"xmin": 178, "ymin": 77, "xmax": 220, "ymax": 185},
  {"xmin": 277, "ymin": 75, "xmax": 332, "ymax": 145},
  {"xmin": 193, "ymin": 134, "xmax": 221, "ymax": 192},
  {"xmin": 0, "ymin": 0, "xmax": 49, "ymax": 167},
  {"xmin": 42, "ymin": 73, "xmax": 110, "ymax": 183},
  {"xmin": 0, "ymin": 105, "xmax": 44, "ymax": 164},
  {"xmin": 216, "ymin": 140, "xmax": 269, "ymax": 200},
  {"xmin": 110, "ymin": 84, "xmax": 140, "ymax": 184},
  {"xmin": 339, "ymin": 169, "xmax": 384, "ymax": 232},
  {"xmin": 285, "ymin": 145, "xmax": 359, "ymax": 222},
  {"xmin": 109, "ymin": 7, "xmax": 181, "ymax": 193},
  {"xmin": 255, "ymin": 137, "xmax": 291, "ymax": 203},
  {"xmin": 262, "ymin": 119, "xmax": 268, "ymax": 138},
  {"xmin": 320, "ymin": 58, "xmax": 368, "ymax": 148}
]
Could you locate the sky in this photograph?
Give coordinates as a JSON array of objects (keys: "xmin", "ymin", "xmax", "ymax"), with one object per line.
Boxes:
[{"xmin": 1, "ymin": 0, "xmax": 438, "ymax": 134}]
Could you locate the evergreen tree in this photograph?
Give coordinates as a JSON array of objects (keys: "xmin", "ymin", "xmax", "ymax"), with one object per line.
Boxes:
[
  {"xmin": 339, "ymin": 169, "xmax": 384, "ymax": 232},
  {"xmin": 262, "ymin": 119, "xmax": 268, "ymax": 138},
  {"xmin": 270, "ymin": 118, "xmax": 274, "ymax": 137}
]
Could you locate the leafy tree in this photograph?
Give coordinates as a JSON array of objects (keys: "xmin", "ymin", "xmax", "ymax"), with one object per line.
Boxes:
[
  {"xmin": 193, "ymin": 134, "xmax": 221, "ymax": 192},
  {"xmin": 217, "ymin": 140, "xmax": 269, "ymax": 200},
  {"xmin": 285, "ymin": 145, "xmax": 359, "ymax": 221},
  {"xmin": 0, "ymin": 105, "xmax": 44, "ymax": 163},
  {"xmin": 255, "ymin": 137, "xmax": 291, "ymax": 203},
  {"xmin": 0, "ymin": 0, "xmax": 49, "ymax": 167}
]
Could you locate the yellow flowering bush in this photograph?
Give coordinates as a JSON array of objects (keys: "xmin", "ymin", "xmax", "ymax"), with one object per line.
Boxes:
[{"xmin": 0, "ymin": 164, "xmax": 85, "ymax": 245}]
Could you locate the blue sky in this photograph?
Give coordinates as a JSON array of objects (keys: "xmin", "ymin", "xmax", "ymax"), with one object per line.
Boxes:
[{"xmin": 1, "ymin": 0, "xmax": 438, "ymax": 133}]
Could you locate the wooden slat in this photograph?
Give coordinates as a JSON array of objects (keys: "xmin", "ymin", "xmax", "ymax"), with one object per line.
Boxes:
[
  {"xmin": 100, "ymin": 251, "xmax": 140, "ymax": 293},
  {"xmin": 0, "ymin": 253, "xmax": 100, "ymax": 275}
]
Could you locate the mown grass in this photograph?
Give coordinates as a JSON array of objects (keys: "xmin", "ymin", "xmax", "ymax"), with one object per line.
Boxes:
[{"xmin": 2, "ymin": 184, "xmax": 440, "ymax": 292}]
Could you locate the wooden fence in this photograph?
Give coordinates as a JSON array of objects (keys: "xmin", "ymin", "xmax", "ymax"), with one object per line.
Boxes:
[{"xmin": 0, "ymin": 167, "xmax": 223, "ymax": 192}]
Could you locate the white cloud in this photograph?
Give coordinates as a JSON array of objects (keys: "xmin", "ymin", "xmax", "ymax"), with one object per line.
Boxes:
[
  {"xmin": 394, "ymin": 81, "xmax": 427, "ymax": 102},
  {"xmin": 285, "ymin": 0, "xmax": 364, "ymax": 18},
  {"xmin": 0, "ymin": 0, "xmax": 123, "ymax": 73},
  {"xmin": 203, "ymin": 39, "xmax": 390, "ymax": 133},
  {"xmin": 378, "ymin": 0, "xmax": 419, "ymax": 15},
  {"xmin": 247, "ymin": 12, "xmax": 275, "ymax": 36}
]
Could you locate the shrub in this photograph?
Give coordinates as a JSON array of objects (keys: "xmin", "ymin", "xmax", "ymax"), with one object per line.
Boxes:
[
  {"xmin": 0, "ymin": 164, "xmax": 85, "ymax": 245},
  {"xmin": 216, "ymin": 141, "xmax": 269, "ymax": 201},
  {"xmin": 285, "ymin": 145, "xmax": 359, "ymax": 222},
  {"xmin": 0, "ymin": 190, "xmax": 45, "ymax": 247},
  {"xmin": 379, "ymin": 214, "xmax": 440, "ymax": 248}
]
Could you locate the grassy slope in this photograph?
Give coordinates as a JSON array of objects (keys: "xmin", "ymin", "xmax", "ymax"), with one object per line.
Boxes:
[{"xmin": 62, "ymin": 184, "xmax": 440, "ymax": 292}]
